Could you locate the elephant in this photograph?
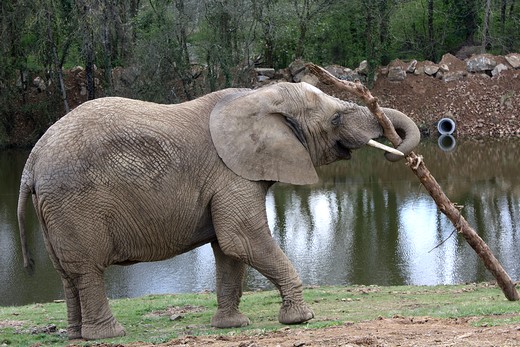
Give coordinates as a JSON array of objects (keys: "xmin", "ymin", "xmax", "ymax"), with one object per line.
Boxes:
[{"xmin": 17, "ymin": 81, "xmax": 420, "ymax": 340}]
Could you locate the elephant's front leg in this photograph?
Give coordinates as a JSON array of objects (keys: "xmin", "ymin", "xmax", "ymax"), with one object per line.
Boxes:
[
  {"xmin": 210, "ymin": 241, "xmax": 251, "ymax": 328},
  {"xmin": 211, "ymin": 184, "xmax": 314, "ymax": 325}
]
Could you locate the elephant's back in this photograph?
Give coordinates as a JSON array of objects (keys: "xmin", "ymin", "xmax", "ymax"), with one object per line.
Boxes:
[{"xmin": 30, "ymin": 95, "xmax": 229, "ymax": 182}]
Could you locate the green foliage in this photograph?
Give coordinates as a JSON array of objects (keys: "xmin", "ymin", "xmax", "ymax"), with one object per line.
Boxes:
[
  {"xmin": 2, "ymin": 0, "xmax": 520, "ymax": 145},
  {"xmin": 303, "ymin": 2, "xmax": 366, "ymax": 68}
]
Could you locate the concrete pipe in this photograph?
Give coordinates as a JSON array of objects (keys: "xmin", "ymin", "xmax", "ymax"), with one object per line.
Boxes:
[{"xmin": 437, "ymin": 117, "xmax": 456, "ymax": 135}]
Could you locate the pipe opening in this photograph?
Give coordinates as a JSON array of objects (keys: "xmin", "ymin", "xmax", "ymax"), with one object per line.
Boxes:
[
  {"xmin": 438, "ymin": 134, "xmax": 457, "ymax": 152},
  {"xmin": 437, "ymin": 118, "xmax": 456, "ymax": 135}
]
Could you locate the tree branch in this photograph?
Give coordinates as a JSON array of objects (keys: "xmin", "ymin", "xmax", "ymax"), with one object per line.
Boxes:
[{"xmin": 306, "ymin": 63, "xmax": 519, "ymax": 301}]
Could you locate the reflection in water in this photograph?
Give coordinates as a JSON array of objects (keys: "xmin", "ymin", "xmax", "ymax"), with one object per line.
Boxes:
[{"xmin": 1, "ymin": 139, "xmax": 519, "ymax": 306}]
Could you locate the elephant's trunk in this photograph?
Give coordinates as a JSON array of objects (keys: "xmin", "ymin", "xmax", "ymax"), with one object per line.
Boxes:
[{"xmin": 381, "ymin": 107, "xmax": 421, "ymax": 161}]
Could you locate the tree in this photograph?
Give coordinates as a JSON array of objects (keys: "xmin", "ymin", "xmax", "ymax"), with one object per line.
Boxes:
[
  {"xmin": 292, "ymin": 0, "xmax": 334, "ymax": 59},
  {"xmin": 252, "ymin": 0, "xmax": 278, "ymax": 67},
  {"xmin": 482, "ymin": 0, "xmax": 492, "ymax": 52},
  {"xmin": 426, "ymin": 0, "xmax": 436, "ymax": 61},
  {"xmin": 75, "ymin": 0, "xmax": 97, "ymax": 100},
  {"xmin": 36, "ymin": 0, "xmax": 74, "ymax": 113}
]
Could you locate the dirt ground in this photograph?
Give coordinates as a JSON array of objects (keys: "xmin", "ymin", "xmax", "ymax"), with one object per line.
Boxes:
[
  {"xmin": 315, "ymin": 54, "xmax": 520, "ymax": 138},
  {"xmin": 88, "ymin": 317, "xmax": 520, "ymax": 347},
  {"xmin": 370, "ymin": 55, "xmax": 520, "ymax": 138}
]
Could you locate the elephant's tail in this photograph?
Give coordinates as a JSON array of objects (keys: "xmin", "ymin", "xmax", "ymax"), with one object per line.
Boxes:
[{"xmin": 17, "ymin": 172, "xmax": 35, "ymax": 271}]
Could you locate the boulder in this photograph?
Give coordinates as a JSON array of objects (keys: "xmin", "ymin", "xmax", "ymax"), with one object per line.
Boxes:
[
  {"xmin": 289, "ymin": 59, "xmax": 306, "ymax": 82},
  {"xmin": 257, "ymin": 75, "xmax": 270, "ymax": 83},
  {"xmin": 33, "ymin": 76, "xmax": 46, "ymax": 91},
  {"xmin": 492, "ymin": 63, "xmax": 508, "ymax": 77},
  {"xmin": 70, "ymin": 66, "xmax": 84, "ymax": 74},
  {"xmin": 424, "ymin": 65, "xmax": 440, "ymax": 76},
  {"xmin": 443, "ymin": 71, "xmax": 466, "ymax": 82},
  {"xmin": 505, "ymin": 53, "xmax": 520, "ymax": 69},
  {"xmin": 387, "ymin": 66, "xmax": 406, "ymax": 81},
  {"xmin": 357, "ymin": 60, "xmax": 368, "ymax": 75},
  {"xmin": 439, "ymin": 53, "xmax": 466, "ymax": 72},
  {"xmin": 301, "ymin": 73, "xmax": 319, "ymax": 86},
  {"xmin": 325, "ymin": 65, "xmax": 363, "ymax": 82},
  {"xmin": 255, "ymin": 68, "xmax": 275, "ymax": 78},
  {"xmin": 466, "ymin": 55, "xmax": 497, "ymax": 72},
  {"xmin": 414, "ymin": 66, "xmax": 425, "ymax": 75},
  {"xmin": 406, "ymin": 60, "xmax": 417, "ymax": 73}
]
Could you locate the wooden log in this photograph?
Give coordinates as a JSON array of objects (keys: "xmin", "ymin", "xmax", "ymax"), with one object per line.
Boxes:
[{"xmin": 306, "ymin": 63, "xmax": 519, "ymax": 301}]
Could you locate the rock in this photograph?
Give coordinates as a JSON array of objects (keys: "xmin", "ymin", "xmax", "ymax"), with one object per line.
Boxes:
[
  {"xmin": 301, "ymin": 73, "xmax": 319, "ymax": 86},
  {"xmin": 466, "ymin": 55, "xmax": 497, "ymax": 72},
  {"xmin": 325, "ymin": 65, "xmax": 350, "ymax": 78},
  {"xmin": 492, "ymin": 63, "xmax": 508, "ymax": 77},
  {"xmin": 257, "ymin": 75, "xmax": 270, "ymax": 83},
  {"xmin": 33, "ymin": 76, "xmax": 46, "ymax": 92},
  {"xmin": 439, "ymin": 64, "xmax": 449, "ymax": 73},
  {"xmin": 414, "ymin": 66, "xmax": 425, "ymax": 75},
  {"xmin": 439, "ymin": 53, "xmax": 466, "ymax": 72},
  {"xmin": 170, "ymin": 314, "xmax": 183, "ymax": 321},
  {"xmin": 443, "ymin": 71, "xmax": 466, "ymax": 82},
  {"xmin": 255, "ymin": 68, "xmax": 275, "ymax": 78},
  {"xmin": 505, "ymin": 53, "xmax": 520, "ymax": 69},
  {"xmin": 406, "ymin": 60, "xmax": 417, "ymax": 73},
  {"xmin": 357, "ymin": 60, "xmax": 368, "ymax": 75},
  {"xmin": 325, "ymin": 65, "xmax": 363, "ymax": 82},
  {"xmin": 80, "ymin": 83, "xmax": 87, "ymax": 96},
  {"xmin": 388, "ymin": 66, "xmax": 406, "ymax": 81},
  {"xmin": 70, "ymin": 66, "xmax": 84, "ymax": 74},
  {"xmin": 289, "ymin": 59, "xmax": 306, "ymax": 82},
  {"xmin": 424, "ymin": 65, "xmax": 439, "ymax": 76}
]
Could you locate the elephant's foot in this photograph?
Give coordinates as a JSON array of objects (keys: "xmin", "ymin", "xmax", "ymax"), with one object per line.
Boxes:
[
  {"xmin": 278, "ymin": 299, "xmax": 314, "ymax": 325},
  {"xmin": 211, "ymin": 309, "xmax": 251, "ymax": 328},
  {"xmin": 67, "ymin": 325, "xmax": 82, "ymax": 340},
  {"xmin": 81, "ymin": 318, "xmax": 126, "ymax": 340}
]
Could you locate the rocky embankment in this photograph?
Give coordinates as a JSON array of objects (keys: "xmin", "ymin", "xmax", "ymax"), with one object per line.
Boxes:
[
  {"xmin": 10, "ymin": 52, "xmax": 520, "ymax": 148},
  {"xmin": 256, "ymin": 53, "xmax": 520, "ymax": 138}
]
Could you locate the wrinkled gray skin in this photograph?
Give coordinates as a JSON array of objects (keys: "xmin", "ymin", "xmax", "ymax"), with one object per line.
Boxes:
[{"xmin": 18, "ymin": 82, "xmax": 420, "ymax": 340}]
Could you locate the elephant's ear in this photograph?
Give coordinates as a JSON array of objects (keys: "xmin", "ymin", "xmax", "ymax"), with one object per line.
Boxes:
[{"xmin": 209, "ymin": 86, "xmax": 318, "ymax": 185}]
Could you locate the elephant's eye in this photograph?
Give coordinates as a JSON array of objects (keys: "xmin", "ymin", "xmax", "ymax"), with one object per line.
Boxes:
[{"xmin": 331, "ymin": 113, "xmax": 342, "ymax": 126}]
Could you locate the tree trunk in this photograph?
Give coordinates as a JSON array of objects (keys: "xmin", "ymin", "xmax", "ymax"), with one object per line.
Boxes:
[
  {"xmin": 427, "ymin": 0, "xmax": 436, "ymax": 61},
  {"xmin": 45, "ymin": 6, "xmax": 70, "ymax": 113},
  {"xmin": 482, "ymin": 0, "xmax": 492, "ymax": 52},
  {"xmin": 364, "ymin": 1, "xmax": 377, "ymax": 89}
]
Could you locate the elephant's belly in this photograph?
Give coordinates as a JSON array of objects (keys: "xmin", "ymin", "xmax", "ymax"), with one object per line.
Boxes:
[{"xmin": 111, "ymin": 207, "xmax": 216, "ymax": 264}]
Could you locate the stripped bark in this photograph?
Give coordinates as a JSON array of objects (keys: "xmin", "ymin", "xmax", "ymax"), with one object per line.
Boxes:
[{"xmin": 306, "ymin": 63, "xmax": 519, "ymax": 301}]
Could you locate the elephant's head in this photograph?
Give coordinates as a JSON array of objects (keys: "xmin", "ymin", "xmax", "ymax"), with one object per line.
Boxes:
[{"xmin": 210, "ymin": 82, "xmax": 420, "ymax": 185}]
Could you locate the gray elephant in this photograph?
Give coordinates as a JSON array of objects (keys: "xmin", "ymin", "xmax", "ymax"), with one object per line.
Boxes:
[{"xmin": 18, "ymin": 82, "xmax": 420, "ymax": 340}]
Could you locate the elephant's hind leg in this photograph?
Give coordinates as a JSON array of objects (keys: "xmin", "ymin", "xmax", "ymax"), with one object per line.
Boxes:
[
  {"xmin": 211, "ymin": 184, "xmax": 314, "ymax": 326},
  {"xmin": 73, "ymin": 266, "xmax": 126, "ymax": 340},
  {"xmin": 61, "ymin": 277, "xmax": 82, "ymax": 339},
  {"xmin": 210, "ymin": 241, "xmax": 251, "ymax": 328}
]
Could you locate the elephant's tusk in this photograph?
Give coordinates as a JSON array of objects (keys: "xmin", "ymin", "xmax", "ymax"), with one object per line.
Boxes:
[{"xmin": 367, "ymin": 139, "xmax": 405, "ymax": 157}]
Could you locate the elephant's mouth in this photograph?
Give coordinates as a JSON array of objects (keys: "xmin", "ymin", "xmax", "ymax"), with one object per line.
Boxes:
[{"xmin": 335, "ymin": 140, "xmax": 352, "ymax": 160}]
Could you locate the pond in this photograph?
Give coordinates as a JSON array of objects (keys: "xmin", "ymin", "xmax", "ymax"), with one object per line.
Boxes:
[{"xmin": 1, "ymin": 138, "xmax": 519, "ymax": 306}]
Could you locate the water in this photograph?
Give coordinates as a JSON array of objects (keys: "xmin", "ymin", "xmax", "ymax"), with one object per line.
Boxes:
[{"xmin": 1, "ymin": 138, "xmax": 519, "ymax": 306}]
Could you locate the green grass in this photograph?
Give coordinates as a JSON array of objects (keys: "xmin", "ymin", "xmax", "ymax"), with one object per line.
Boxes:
[{"xmin": 1, "ymin": 283, "xmax": 519, "ymax": 346}]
